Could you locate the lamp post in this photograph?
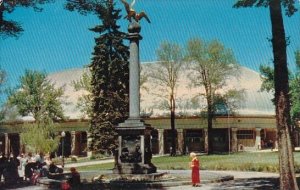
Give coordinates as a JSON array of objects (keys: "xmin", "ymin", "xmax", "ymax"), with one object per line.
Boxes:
[{"xmin": 61, "ymin": 131, "xmax": 66, "ymax": 168}]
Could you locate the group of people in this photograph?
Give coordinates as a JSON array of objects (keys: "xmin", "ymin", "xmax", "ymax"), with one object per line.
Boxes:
[
  {"xmin": 261, "ymin": 139, "xmax": 275, "ymax": 150},
  {"xmin": 1, "ymin": 150, "xmax": 197, "ymax": 188},
  {"xmin": 0, "ymin": 153, "xmax": 21, "ymax": 185},
  {"xmin": 22, "ymin": 152, "xmax": 64, "ymax": 184},
  {"xmin": 0, "ymin": 151, "xmax": 65, "ymax": 186},
  {"xmin": 0, "ymin": 151, "xmax": 81, "ymax": 189}
]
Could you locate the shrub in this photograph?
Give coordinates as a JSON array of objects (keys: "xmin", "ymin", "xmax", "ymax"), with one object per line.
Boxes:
[
  {"xmin": 89, "ymin": 153, "xmax": 106, "ymax": 160},
  {"xmin": 21, "ymin": 122, "xmax": 60, "ymax": 154},
  {"xmin": 71, "ymin": 155, "xmax": 78, "ymax": 162}
]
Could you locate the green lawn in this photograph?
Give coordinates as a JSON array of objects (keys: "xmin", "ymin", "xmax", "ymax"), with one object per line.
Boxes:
[
  {"xmin": 75, "ymin": 151, "xmax": 300, "ymax": 173},
  {"xmin": 154, "ymin": 152, "xmax": 280, "ymax": 172}
]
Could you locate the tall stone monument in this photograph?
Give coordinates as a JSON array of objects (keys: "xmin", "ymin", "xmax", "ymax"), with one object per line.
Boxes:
[{"xmin": 113, "ymin": 0, "xmax": 156, "ymax": 174}]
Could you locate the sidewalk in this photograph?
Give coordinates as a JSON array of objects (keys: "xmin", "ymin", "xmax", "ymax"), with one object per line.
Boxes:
[
  {"xmin": 163, "ymin": 170, "xmax": 279, "ymax": 190},
  {"xmin": 63, "ymin": 158, "xmax": 280, "ymax": 190},
  {"xmin": 12, "ymin": 157, "xmax": 280, "ymax": 190},
  {"xmin": 8, "ymin": 170, "xmax": 280, "ymax": 190}
]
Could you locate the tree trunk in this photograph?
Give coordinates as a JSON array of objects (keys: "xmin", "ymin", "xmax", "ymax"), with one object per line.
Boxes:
[
  {"xmin": 269, "ymin": 1, "xmax": 298, "ymax": 189},
  {"xmin": 207, "ymin": 94, "xmax": 213, "ymax": 155},
  {"xmin": 170, "ymin": 94, "xmax": 176, "ymax": 156}
]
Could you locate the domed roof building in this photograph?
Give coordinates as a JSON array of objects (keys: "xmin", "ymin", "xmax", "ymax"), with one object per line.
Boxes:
[
  {"xmin": 46, "ymin": 63, "xmax": 275, "ymax": 119},
  {"xmin": 140, "ymin": 63, "xmax": 274, "ymax": 117},
  {"xmin": 0, "ymin": 63, "xmax": 281, "ymax": 156},
  {"xmin": 43, "ymin": 63, "xmax": 280, "ymax": 154}
]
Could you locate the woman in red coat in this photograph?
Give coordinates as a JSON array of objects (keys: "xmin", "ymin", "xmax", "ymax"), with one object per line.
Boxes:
[{"xmin": 189, "ymin": 152, "xmax": 200, "ymax": 187}]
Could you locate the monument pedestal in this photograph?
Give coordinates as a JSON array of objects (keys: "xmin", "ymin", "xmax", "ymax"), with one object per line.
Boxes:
[
  {"xmin": 113, "ymin": 20, "xmax": 156, "ymax": 174},
  {"xmin": 113, "ymin": 119, "xmax": 156, "ymax": 174}
]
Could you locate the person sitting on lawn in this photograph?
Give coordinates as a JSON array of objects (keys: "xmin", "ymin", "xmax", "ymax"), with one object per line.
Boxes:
[{"xmin": 68, "ymin": 167, "xmax": 81, "ymax": 188}]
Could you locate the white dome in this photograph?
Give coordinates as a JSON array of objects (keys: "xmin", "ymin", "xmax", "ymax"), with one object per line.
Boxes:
[
  {"xmin": 140, "ymin": 63, "xmax": 274, "ymax": 117},
  {"xmin": 46, "ymin": 63, "xmax": 275, "ymax": 119}
]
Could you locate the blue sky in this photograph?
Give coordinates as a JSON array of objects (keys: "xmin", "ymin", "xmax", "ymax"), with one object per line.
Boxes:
[{"xmin": 0, "ymin": 0, "xmax": 299, "ymax": 92}]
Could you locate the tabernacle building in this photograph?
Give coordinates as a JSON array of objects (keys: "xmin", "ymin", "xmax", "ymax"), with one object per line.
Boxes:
[{"xmin": 0, "ymin": 64, "xmax": 295, "ymax": 156}]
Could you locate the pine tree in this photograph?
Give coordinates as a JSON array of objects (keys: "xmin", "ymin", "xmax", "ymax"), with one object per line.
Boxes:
[
  {"xmin": 0, "ymin": 0, "xmax": 55, "ymax": 38},
  {"xmin": 66, "ymin": 0, "xmax": 129, "ymax": 154}
]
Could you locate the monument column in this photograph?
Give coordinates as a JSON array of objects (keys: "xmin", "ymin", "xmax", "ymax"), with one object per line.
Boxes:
[
  {"xmin": 129, "ymin": 29, "xmax": 142, "ymax": 119},
  {"xmin": 114, "ymin": 21, "xmax": 156, "ymax": 174}
]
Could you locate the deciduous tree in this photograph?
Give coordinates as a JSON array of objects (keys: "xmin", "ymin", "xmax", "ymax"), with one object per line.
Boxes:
[
  {"xmin": 186, "ymin": 38, "xmax": 240, "ymax": 154},
  {"xmin": 0, "ymin": 68, "xmax": 6, "ymax": 120},
  {"xmin": 291, "ymin": 50, "xmax": 300, "ymax": 123},
  {"xmin": 148, "ymin": 41, "xmax": 185, "ymax": 156},
  {"xmin": 21, "ymin": 121, "xmax": 60, "ymax": 154},
  {"xmin": 8, "ymin": 70, "xmax": 65, "ymax": 123},
  {"xmin": 234, "ymin": 1, "xmax": 298, "ymax": 189},
  {"xmin": 260, "ymin": 50, "xmax": 300, "ymax": 147},
  {"xmin": 72, "ymin": 69, "xmax": 92, "ymax": 119}
]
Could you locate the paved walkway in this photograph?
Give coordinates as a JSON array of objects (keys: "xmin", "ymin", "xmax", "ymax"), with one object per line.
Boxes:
[
  {"xmin": 6, "ymin": 170, "xmax": 280, "ymax": 190},
  {"xmin": 164, "ymin": 171, "xmax": 279, "ymax": 190},
  {"xmin": 5, "ymin": 157, "xmax": 281, "ymax": 190}
]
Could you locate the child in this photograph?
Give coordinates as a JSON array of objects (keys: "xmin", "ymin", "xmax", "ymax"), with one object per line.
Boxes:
[{"xmin": 189, "ymin": 152, "xmax": 200, "ymax": 187}]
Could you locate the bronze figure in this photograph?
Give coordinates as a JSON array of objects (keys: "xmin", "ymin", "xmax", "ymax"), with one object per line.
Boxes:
[{"xmin": 120, "ymin": 0, "xmax": 150, "ymax": 23}]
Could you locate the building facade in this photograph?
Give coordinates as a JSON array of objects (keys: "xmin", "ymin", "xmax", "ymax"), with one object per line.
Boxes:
[{"xmin": 0, "ymin": 115, "xmax": 290, "ymax": 157}]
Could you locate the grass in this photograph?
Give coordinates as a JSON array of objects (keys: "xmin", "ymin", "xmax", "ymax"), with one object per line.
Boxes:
[
  {"xmin": 153, "ymin": 152, "xmax": 280, "ymax": 172},
  {"xmin": 53, "ymin": 154, "xmax": 113, "ymax": 165},
  {"xmin": 76, "ymin": 162, "xmax": 114, "ymax": 171},
  {"xmin": 75, "ymin": 151, "xmax": 300, "ymax": 173}
]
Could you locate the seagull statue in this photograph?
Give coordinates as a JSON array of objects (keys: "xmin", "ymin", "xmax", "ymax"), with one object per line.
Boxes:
[{"xmin": 120, "ymin": 0, "xmax": 151, "ymax": 23}]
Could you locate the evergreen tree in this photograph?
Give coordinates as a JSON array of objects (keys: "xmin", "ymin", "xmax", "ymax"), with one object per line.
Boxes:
[
  {"xmin": 66, "ymin": 0, "xmax": 129, "ymax": 154},
  {"xmin": 0, "ymin": 0, "xmax": 54, "ymax": 38}
]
